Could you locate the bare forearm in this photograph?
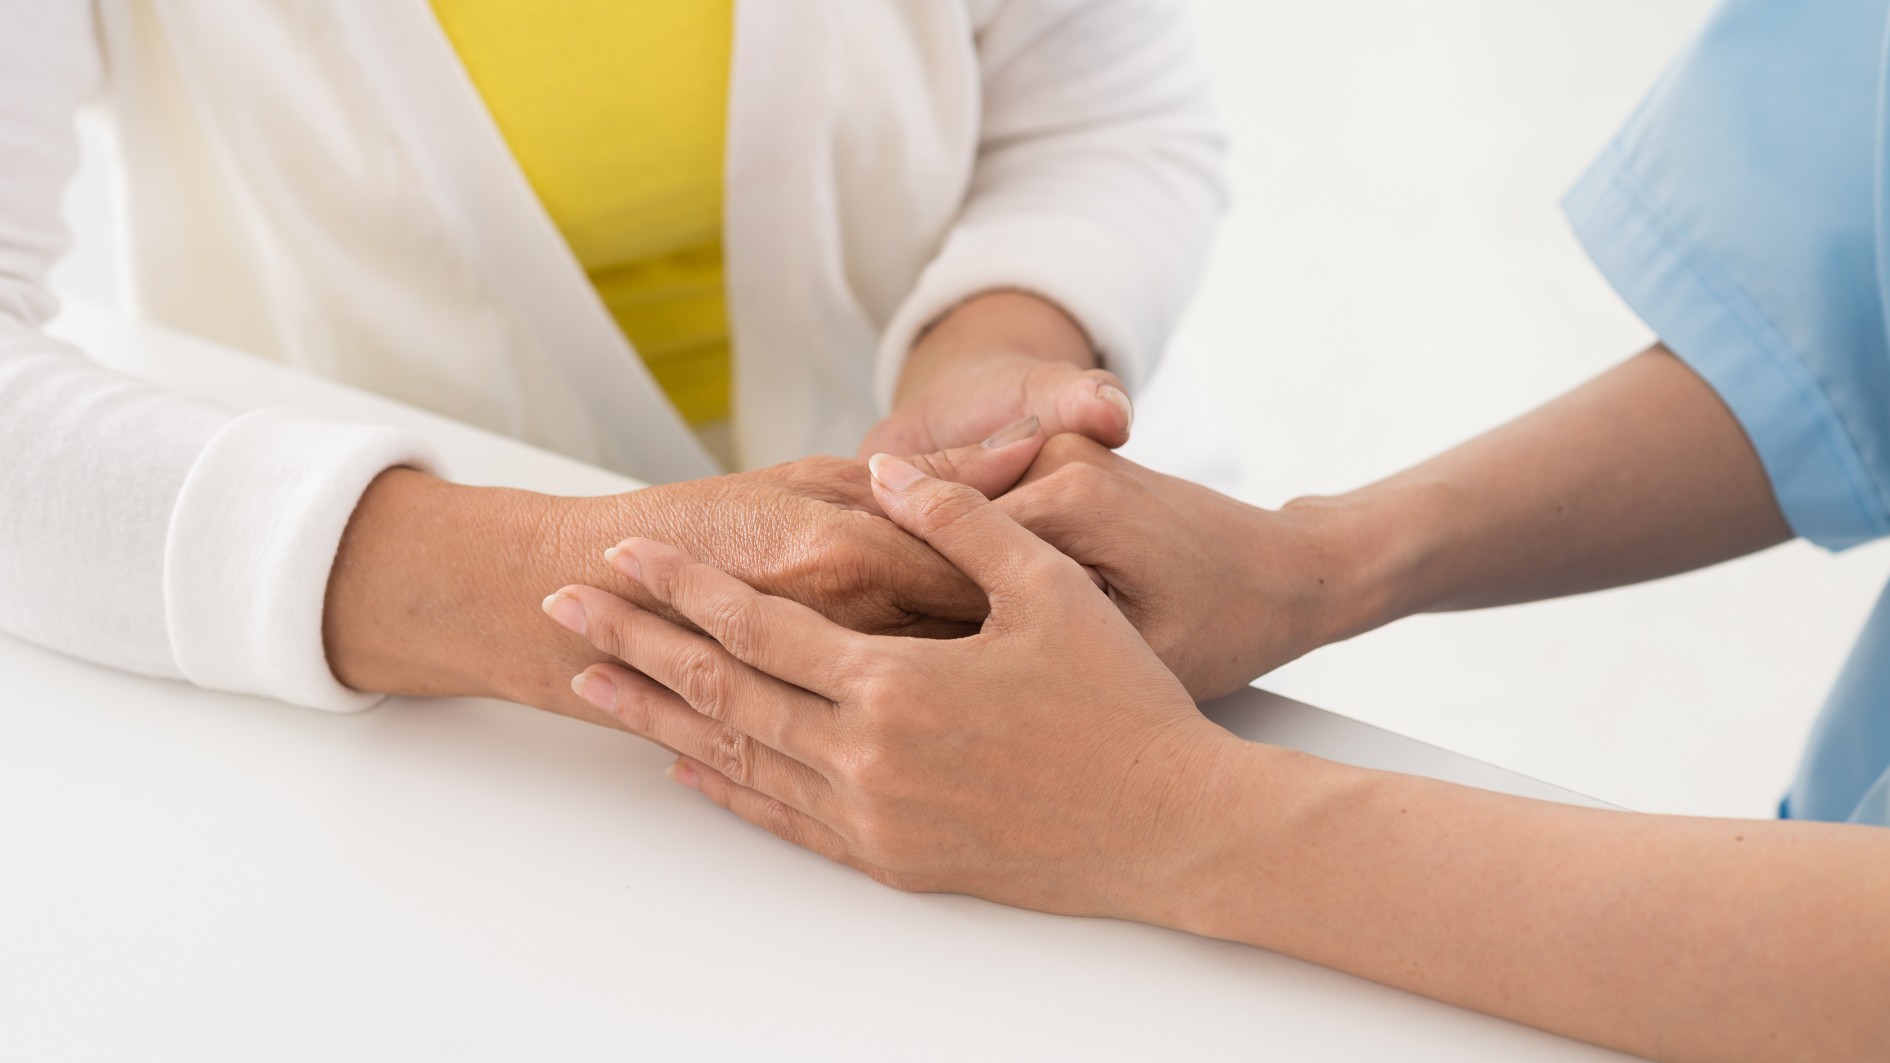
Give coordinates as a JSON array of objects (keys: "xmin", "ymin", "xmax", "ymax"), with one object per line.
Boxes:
[
  {"xmin": 1179, "ymin": 749, "xmax": 1890, "ymax": 1062},
  {"xmin": 321, "ymin": 468, "xmax": 637, "ymax": 726},
  {"xmin": 1300, "ymin": 346, "xmax": 1791, "ymax": 630}
]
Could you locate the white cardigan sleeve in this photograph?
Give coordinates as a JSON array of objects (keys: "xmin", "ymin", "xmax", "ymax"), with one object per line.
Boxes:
[
  {"xmin": 0, "ymin": 2, "xmax": 438, "ymax": 711},
  {"xmin": 874, "ymin": 0, "xmax": 1226, "ymax": 405}
]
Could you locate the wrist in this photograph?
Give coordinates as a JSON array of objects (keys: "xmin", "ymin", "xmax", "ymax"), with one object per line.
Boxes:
[
  {"xmin": 323, "ymin": 469, "xmax": 554, "ymax": 699},
  {"xmin": 895, "ymin": 290, "xmax": 1097, "ymax": 406},
  {"xmin": 1274, "ymin": 476, "xmax": 1455, "ymax": 644},
  {"xmin": 323, "ymin": 470, "xmax": 638, "ymax": 726},
  {"xmin": 1126, "ymin": 737, "xmax": 1338, "ymax": 941},
  {"xmin": 1153, "ymin": 740, "xmax": 1375, "ymax": 951}
]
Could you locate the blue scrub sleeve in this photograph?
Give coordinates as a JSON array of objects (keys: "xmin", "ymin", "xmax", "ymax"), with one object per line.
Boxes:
[{"xmin": 1561, "ymin": 0, "xmax": 1890, "ymax": 550}]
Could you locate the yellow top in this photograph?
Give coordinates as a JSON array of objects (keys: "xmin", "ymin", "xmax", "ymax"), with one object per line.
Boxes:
[{"xmin": 432, "ymin": 0, "xmax": 734, "ymax": 426}]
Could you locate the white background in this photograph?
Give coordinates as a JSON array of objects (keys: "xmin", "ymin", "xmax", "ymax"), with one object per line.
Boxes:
[{"xmin": 49, "ymin": 0, "xmax": 1890, "ymax": 820}]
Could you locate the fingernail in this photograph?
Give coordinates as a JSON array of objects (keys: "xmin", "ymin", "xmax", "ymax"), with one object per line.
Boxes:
[
  {"xmin": 605, "ymin": 543, "xmax": 641, "ymax": 583},
  {"xmin": 980, "ymin": 414, "xmax": 1040, "ymax": 450},
  {"xmin": 572, "ymin": 671, "xmax": 617, "ymax": 712},
  {"xmin": 542, "ymin": 592, "xmax": 586, "ymax": 635},
  {"xmin": 868, "ymin": 452, "xmax": 926, "ymax": 491},
  {"xmin": 1099, "ymin": 385, "xmax": 1134, "ymax": 431},
  {"xmin": 666, "ymin": 759, "xmax": 700, "ymax": 790}
]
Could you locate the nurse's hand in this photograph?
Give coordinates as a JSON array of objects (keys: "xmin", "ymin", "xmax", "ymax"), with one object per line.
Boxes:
[
  {"xmin": 550, "ymin": 454, "xmax": 1256, "ymax": 919},
  {"xmin": 997, "ymin": 435, "xmax": 1375, "ymax": 700},
  {"xmin": 862, "ymin": 291, "xmax": 1135, "ymax": 457},
  {"xmin": 324, "ymin": 429, "xmax": 1047, "ymax": 728}
]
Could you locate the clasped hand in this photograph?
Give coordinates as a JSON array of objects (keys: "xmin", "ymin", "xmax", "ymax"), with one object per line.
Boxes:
[
  {"xmin": 545, "ymin": 449, "xmax": 1265, "ymax": 921},
  {"xmin": 540, "ymin": 425, "xmax": 1357, "ymax": 916}
]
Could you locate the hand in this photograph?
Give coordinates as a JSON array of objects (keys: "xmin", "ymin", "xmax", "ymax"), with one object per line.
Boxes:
[
  {"xmin": 584, "ymin": 438, "xmax": 1044, "ymax": 637},
  {"xmin": 323, "ymin": 427, "xmax": 1047, "ymax": 726},
  {"xmin": 997, "ymin": 435, "xmax": 1379, "ymax": 700},
  {"xmin": 547, "ymin": 453, "xmax": 1260, "ymax": 920},
  {"xmin": 861, "ymin": 291, "xmax": 1135, "ymax": 456}
]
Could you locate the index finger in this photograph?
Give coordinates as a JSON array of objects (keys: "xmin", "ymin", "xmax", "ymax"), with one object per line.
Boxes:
[
  {"xmin": 866, "ymin": 452, "xmax": 1098, "ymax": 617},
  {"xmin": 607, "ymin": 537, "xmax": 865, "ymax": 699}
]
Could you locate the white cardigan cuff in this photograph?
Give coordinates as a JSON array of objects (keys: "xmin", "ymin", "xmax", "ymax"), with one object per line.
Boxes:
[{"xmin": 164, "ymin": 408, "xmax": 444, "ymax": 712}]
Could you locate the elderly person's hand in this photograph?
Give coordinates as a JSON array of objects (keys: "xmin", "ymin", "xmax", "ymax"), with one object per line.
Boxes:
[
  {"xmin": 324, "ymin": 423, "xmax": 1047, "ymax": 726},
  {"xmin": 861, "ymin": 292, "xmax": 1136, "ymax": 457},
  {"xmin": 545, "ymin": 453, "xmax": 1263, "ymax": 917},
  {"xmin": 994, "ymin": 434, "xmax": 1370, "ymax": 700},
  {"xmin": 593, "ymin": 436, "xmax": 1043, "ymax": 638}
]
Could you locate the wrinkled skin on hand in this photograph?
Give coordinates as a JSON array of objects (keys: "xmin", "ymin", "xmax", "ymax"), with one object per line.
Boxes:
[{"xmin": 584, "ymin": 455, "xmax": 989, "ymax": 641}]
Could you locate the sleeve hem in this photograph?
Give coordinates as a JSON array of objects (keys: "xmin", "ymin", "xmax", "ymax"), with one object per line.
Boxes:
[
  {"xmin": 1563, "ymin": 143, "xmax": 1890, "ymax": 551},
  {"xmin": 163, "ymin": 408, "xmax": 445, "ymax": 712}
]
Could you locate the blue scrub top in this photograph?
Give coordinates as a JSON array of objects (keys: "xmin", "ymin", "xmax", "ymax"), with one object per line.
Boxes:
[{"xmin": 1564, "ymin": 0, "xmax": 1890, "ymax": 825}]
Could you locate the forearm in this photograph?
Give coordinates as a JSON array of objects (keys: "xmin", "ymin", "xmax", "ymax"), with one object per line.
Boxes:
[
  {"xmin": 1176, "ymin": 747, "xmax": 1890, "ymax": 1062},
  {"xmin": 1300, "ymin": 346, "xmax": 1791, "ymax": 631},
  {"xmin": 322, "ymin": 468, "xmax": 640, "ymax": 727}
]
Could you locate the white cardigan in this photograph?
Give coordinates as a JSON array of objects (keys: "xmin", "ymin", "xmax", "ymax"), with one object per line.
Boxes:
[{"xmin": 0, "ymin": 0, "xmax": 1223, "ymax": 711}]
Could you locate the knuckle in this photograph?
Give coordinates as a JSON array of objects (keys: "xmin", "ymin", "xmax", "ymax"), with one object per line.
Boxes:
[
  {"xmin": 614, "ymin": 679, "xmax": 657, "ymax": 735},
  {"xmin": 1060, "ymin": 458, "xmax": 1110, "ymax": 496},
  {"xmin": 817, "ymin": 532, "xmax": 875, "ymax": 589},
  {"xmin": 1039, "ymin": 431, "xmax": 1102, "ymax": 467},
  {"xmin": 842, "ymin": 744, "xmax": 892, "ymax": 791},
  {"xmin": 993, "ymin": 478, "xmax": 1035, "ymax": 512},
  {"xmin": 1034, "ymin": 461, "xmax": 1114, "ymax": 516},
  {"xmin": 995, "ymin": 480, "xmax": 1054, "ymax": 533},
  {"xmin": 644, "ymin": 557, "xmax": 684, "ymax": 603},
  {"xmin": 584, "ymin": 599, "xmax": 631, "ymax": 655},
  {"xmin": 710, "ymin": 724, "xmax": 753, "ymax": 786},
  {"xmin": 1015, "ymin": 533, "xmax": 1068, "ymax": 574},
  {"xmin": 672, "ymin": 559, "xmax": 718, "ymax": 606},
  {"xmin": 788, "ymin": 530, "xmax": 879, "ymax": 615},
  {"xmin": 847, "ymin": 668, "xmax": 894, "ymax": 711},
  {"xmin": 910, "ymin": 483, "xmax": 982, "ymax": 533},
  {"xmin": 846, "ymin": 656, "xmax": 910, "ymax": 714},
  {"xmin": 1016, "ymin": 549, "xmax": 1081, "ymax": 590},
  {"xmin": 757, "ymin": 796, "xmax": 800, "ymax": 844},
  {"xmin": 831, "ymin": 733, "xmax": 880, "ymax": 783},
  {"xmin": 672, "ymin": 644, "xmax": 727, "ymax": 719},
  {"xmin": 843, "ymin": 554, "xmax": 892, "ymax": 605},
  {"xmin": 838, "ymin": 735, "xmax": 910, "ymax": 798},
  {"xmin": 703, "ymin": 592, "xmax": 761, "ymax": 661}
]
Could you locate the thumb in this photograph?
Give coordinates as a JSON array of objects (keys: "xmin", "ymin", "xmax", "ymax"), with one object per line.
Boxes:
[
  {"xmin": 902, "ymin": 415, "xmax": 1046, "ymax": 499},
  {"xmin": 868, "ymin": 450, "xmax": 1085, "ymax": 611},
  {"xmin": 1033, "ymin": 367, "xmax": 1134, "ymax": 449}
]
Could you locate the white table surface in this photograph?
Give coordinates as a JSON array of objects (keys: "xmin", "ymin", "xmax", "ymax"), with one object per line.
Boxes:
[{"xmin": 2, "ymin": 306, "xmax": 1636, "ymax": 1061}]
